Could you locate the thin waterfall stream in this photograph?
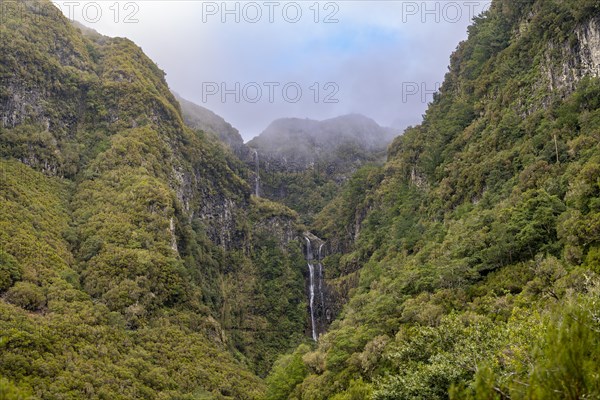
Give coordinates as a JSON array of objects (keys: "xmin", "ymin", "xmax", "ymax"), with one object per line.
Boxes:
[
  {"xmin": 305, "ymin": 236, "xmax": 317, "ymax": 341},
  {"xmin": 252, "ymin": 149, "xmax": 260, "ymax": 197},
  {"xmin": 304, "ymin": 234, "xmax": 327, "ymax": 342},
  {"xmin": 318, "ymin": 243, "xmax": 325, "ymax": 307}
]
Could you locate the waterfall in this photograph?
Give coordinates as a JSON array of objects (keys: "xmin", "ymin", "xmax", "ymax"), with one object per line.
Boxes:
[
  {"xmin": 305, "ymin": 236, "xmax": 313, "ymax": 260},
  {"xmin": 304, "ymin": 236, "xmax": 327, "ymax": 342},
  {"xmin": 252, "ymin": 149, "xmax": 260, "ymax": 197},
  {"xmin": 318, "ymin": 243, "xmax": 325, "ymax": 307},
  {"xmin": 305, "ymin": 236, "xmax": 317, "ymax": 341}
]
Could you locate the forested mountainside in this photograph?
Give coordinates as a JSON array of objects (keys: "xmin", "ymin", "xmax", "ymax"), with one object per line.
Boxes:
[
  {"xmin": 247, "ymin": 115, "xmax": 397, "ymax": 223},
  {"xmin": 174, "ymin": 93, "xmax": 247, "ymax": 158},
  {"xmin": 0, "ymin": 2, "xmax": 311, "ymax": 398},
  {"xmin": 2, "ymin": 0, "xmax": 600, "ymax": 399},
  {"xmin": 265, "ymin": 0, "xmax": 600, "ymax": 399}
]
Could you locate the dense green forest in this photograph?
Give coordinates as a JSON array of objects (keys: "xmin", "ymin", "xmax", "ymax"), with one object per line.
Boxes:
[
  {"xmin": 1, "ymin": 0, "xmax": 600, "ymax": 399},
  {"xmin": 0, "ymin": 1, "xmax": 309, "ymax": 398},
  {"xmin": 266, "ymin": 0, "xmax": 600, "ymax": 398}
]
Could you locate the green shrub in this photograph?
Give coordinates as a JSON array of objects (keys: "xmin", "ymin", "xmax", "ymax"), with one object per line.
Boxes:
[
  {"xmin": 265, "ymin": 344, "xmax": 310, "ymax": 400},
  {"xmin": 5, "ymin": 282, "xmax": 46, "ymax": 311},
  {"xmin": 0, "ymin": 377, "xmax": 32, "ymax": 400},
  {"xmin": 0, "ymin": 251, "xmax": 21, "ymax": 292}
]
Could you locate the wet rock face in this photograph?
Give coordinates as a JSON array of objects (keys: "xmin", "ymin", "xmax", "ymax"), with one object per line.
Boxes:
[
  {"xmin": 1, "ymin": 84, "xmax": 49, "ymax": 129},
  {"xmin": 578, "ymin": 18, "xmax": 600, "ymax": 75},
  {"xmin": 253, "ymin": 217, "xmax": 298, "ymax": 250},
  {"xmin": 199, "ymin": 198, "xmax": 237, "ymax": 250},
  {"xmin": 545, "ymin": 17, "xmax": 600, "ymax": 93},
  {"xmin": 303, "ymin": 233, "xmax": 337, "ymax": 340},
  {"xmin": 176, "ymin": 175, "xmax": 248, "ymax": 250}
]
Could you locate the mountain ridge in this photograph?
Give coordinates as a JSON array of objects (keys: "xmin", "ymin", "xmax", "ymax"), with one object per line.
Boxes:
[
  {"xmin": 243, "ymin": 113, "xmax": 398, "ymax": 224},
  {"xmin": 1, "ymin": 0, "xmax": 600, "ymax": 399},
  {"xmin": 174, "ymin": 92, "xmax": 246, "ymax": 156},
  {"xmin": 248, "ymin": 113, "xmax": 397, "ymax": 166}
]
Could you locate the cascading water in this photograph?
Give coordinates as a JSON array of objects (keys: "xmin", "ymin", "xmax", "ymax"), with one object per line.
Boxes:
[
  {"xmin": 252, "ymin": 149, "xmax": 260, "ymax": 197},
  {"xmin": 304, "ymin": 235, "xmax": 328, "ymax": 341},
  {"xmin": 318, "ymin": 243, "xmax": 325, "ymax": 306},
  {"xmin": 305, "ymin": 236, "xmax": 317, "ymax": 341}
]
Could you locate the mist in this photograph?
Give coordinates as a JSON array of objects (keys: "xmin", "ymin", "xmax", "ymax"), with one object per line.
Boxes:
[{"xmin": 52, "ymin": 0, "xmax": 491, "ymax": 140}]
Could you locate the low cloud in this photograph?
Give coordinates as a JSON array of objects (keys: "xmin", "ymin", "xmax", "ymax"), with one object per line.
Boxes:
[{"xmin": 52, "ymin": 0, "xmax": 489, "ymax": 140}]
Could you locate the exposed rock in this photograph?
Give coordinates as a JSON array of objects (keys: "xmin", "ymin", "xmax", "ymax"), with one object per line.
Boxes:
[{"xmin": 545, "ymin": 17, "xmax": 600, "ymax": 93}]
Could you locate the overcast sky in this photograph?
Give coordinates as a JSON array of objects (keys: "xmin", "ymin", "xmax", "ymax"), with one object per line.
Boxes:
[{"xmin": 52, "ymin": 1, "xmax": 491, "ymax": 141}]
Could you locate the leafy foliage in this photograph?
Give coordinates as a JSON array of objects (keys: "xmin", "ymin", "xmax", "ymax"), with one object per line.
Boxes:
[
  {"xmin": 2, "ymin": 0, "xmax": 600, "ymax": 398},
  {"xmin": 266, "ymin": 0, "xmax": 600, "ymax": 398},
  {"xmin": 0, "ymin": 1, "xmax": 310, "ymax": 397}
]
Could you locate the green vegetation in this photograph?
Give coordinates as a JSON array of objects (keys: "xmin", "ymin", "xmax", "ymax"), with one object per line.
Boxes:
[
  {"xmin": 0, "ymin": 1, "xmax": 309, "ymax": 397},
  {"xmin": 2, "ymin": 0, "xmax": 600, "ymax": 398},
  {"xmin": 266, "ymin": 0, "xmax": 600, "ymax": 398},
  {"xmin": 265, "ymin": 345, "xmax": 310, "ymax": 400},
  {"xmin": 0, "ymin": 158, "xmax": 265, "ymax": 399},
  {"xmin": 258, "ymin": 166, "xmax": 340, "ymax": 224},
  {"xmin": 248, "ymin": 115, "xmax": 394, "ymax": 224}
]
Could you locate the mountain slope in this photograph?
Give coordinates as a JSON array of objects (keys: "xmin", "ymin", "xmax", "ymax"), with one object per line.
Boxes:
[
  {"xmin": 174, "ymin": 92, "xmax": 246, "ymax": 156},
  {"xmin": 0, "ymin": 2, "xmax": 311, "ymax": 397},
  {"xmin": 247, "ymin": 115, "xmax": 397, "ymax": 223},
  {"xmin": 266, "ymin": 1, "xmax": 600, "ymax": 398},
  {"xmin": 248, "ymin": 114, "xmax": 396, "ymax": 167},
  {"xmin": 0, "ymin": 158, "xmax": 266, "ymax": 399}
]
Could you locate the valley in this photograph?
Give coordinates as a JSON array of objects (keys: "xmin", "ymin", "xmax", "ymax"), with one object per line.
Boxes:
[{"xmin": 1, "ymin": 1, "xmax": 600, "ymax": 399}]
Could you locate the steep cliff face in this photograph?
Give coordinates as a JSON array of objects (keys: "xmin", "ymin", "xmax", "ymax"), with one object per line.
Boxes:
[
  {"xmin": 545, "ymin": 16, "xmax": 600, "ymax": 93},
  {"xmin": 0, "ymin": 3, "xmax": 93, "ymax": 132},
  {"xmin": 250, "ymin": 197, "xmax": 301, "ymax": 249},
  {"xmin": 0, "ymin": 1, "xmax": 249, "ymax": 253}
]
